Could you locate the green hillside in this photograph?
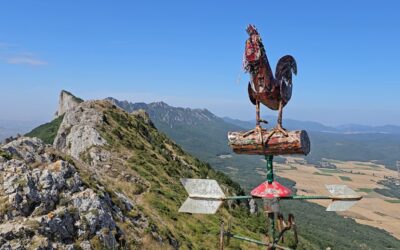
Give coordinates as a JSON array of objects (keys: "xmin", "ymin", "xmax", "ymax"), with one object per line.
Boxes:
[
  {"xmin": 40, "ymin": 100, "xmax": 315, "ymax": 249},
  {"xmin": 26, "ymin": 98, "xmax": 400, "ymax": 249},
  {"xmin": 25, "ymin": 115, "xmax": 64, "ymax": 144},
  {"xmin": 105, "ymin": 99, "xmax": 400, "ymax": 249}
]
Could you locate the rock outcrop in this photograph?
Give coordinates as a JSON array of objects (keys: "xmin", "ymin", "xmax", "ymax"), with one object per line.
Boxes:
[
  {"xmin": 0, "ymin": 137, "xmax": 120, "ymax": 249},
  {"xmin": 55, "ymin": 90, "xmax": 83, "ymax": 118},
  {"xmin": 53, "ymin": 101, "xmax": 107, "ymax": 160}
]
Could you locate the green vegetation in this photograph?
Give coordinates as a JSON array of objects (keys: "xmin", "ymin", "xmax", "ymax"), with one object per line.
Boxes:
[
  {"xmin": 319, "ymin": 168, "xmax": 341, "ymax": 173},
  {"xmin": 313, "ymin": 172, "xmax": 332, "ymax": 176},
  {"xmin": 62, "ymin": 90, "xmax": 84, "ymax": 103},
  {"xmin": 357, "ymin": 188, "xmax": 373, "ymax": 193},
  {"xmin": 25, "ymin": 115, "xmax": 64, "ymax": 144},
  {"xmin": 0, "ymin": 149, "xmax": 12, "ymax": 160},
  {"xmin": 374, "ymin": 178, "xmax": 400, "ymax": 199},
  {"xmin": 37, "ymin": 100, "xmax": 397, "ymax": 248},
  {"xmin": 271, "ymin": 178, "xmax": 400, "ymax": 250},
  {"xmin": 385, "ymin": 199, "xmax": 400, "ymax": 203},
  {"xmin": 305, "ymin": 131, "xmax": 400, "ymax": 171},
  {"xmin": 339, "ymin": 176, "xmax": 352, "ymax": 181},
  {"xmin": 90, "ymin": 103, "xmax": 296, "ymax": 249}
]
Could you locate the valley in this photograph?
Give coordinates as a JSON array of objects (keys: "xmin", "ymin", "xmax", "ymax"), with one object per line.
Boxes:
[
  {"xmin": 104, "ymin": 97, "xmax": 400, "ymax": 249},
  {"xmin": 274, "ymin": 157, "xmax": 400, "ymax": 239}
]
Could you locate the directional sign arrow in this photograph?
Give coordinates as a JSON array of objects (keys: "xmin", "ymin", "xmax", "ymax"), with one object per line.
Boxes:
[
  {"xmin": 325, "ymin": 184, "xmax": 362, "ymax": 211},
  {"xmin": 179, "ymin": 178, "xmax": 225, "ymax": 214},
  {"xmin": 179, "ymin": 179, "xmax": 362, "ymax": 214},
  {"xmin": 280, "ymin": 184, "xmax": 362, "ymax": 211}
]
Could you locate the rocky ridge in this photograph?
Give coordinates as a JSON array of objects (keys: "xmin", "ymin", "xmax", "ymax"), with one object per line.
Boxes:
[
  {"xmin": 0, "ymin": 137, "xmax": 121, "ymax": 249},
  {"xmin": 1, "ymin": 93, "xmax": 263, "ymax": 249}
]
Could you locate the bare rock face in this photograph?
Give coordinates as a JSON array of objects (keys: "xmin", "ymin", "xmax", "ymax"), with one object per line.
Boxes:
[
  {"xmin": 53, "ymin": 101, "xmax": 107, "ymax": 160},
  {"xmin": 55, "ymin": 90, "xmax": 83, "ymax": 118},
  {"xmin": 0, "ymin": 137, "xmax": 120, "ymax": 249}
]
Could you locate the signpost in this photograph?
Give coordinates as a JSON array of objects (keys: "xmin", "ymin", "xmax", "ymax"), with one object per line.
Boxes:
[
  {"xmin": 178, "ymin": 24, "xmax": 363, "ymax": 249},
  {"xmin": 178, "ymin": 156, "xmax": 362, "ymax": 249}
]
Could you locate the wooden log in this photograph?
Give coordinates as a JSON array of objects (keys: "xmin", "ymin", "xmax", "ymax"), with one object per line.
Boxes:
[{"xmin": 227, "ymin": 129, "xmax": 310, "ymax": 156}]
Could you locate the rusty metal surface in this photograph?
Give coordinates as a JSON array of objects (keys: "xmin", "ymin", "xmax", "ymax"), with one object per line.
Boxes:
[
  {"xmin": 243, "ymin": 24, "xmax": 297, "ymax": 138},
  {"xmin": 228, "ymin": 129, "xmax": 310, "ymax": 155},
  {"xmin": 251, "ymin": 181, "xmax": 292, "ymax": 199},
  {"xmin": 244, "ymin": 24, "xmax": 297, "ymax": 111}
]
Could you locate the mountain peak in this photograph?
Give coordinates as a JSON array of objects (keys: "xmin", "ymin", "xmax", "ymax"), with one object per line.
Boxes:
[
  {"xmin": 150, "ymin": 101, "xmax": 169, "ymax": 108},
  {"xmin": 55, "ymin": 90, "xmax": 84, "ymax": 118}
]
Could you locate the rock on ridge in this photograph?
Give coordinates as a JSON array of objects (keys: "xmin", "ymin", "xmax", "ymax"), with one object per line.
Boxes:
[
  {"xmin": 0, "ymin": 137, "xmax": 121, "ymax": 249},
  {"xmin": 55, "ymin": 90, "xmax": 83, "ymax": 118},
  {"xmin": 53, "ymin": 101, "xmax": 107, "ymax": 160}
]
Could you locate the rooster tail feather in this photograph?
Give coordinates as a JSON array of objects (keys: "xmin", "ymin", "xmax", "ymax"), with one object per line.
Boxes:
[
  {"xmin": 275, "ymin": 55, "xmax": 297, "ymax": 104},
  {"xmin": 275, "ymin": 55, "xmax": 297, "ymax": 82}
]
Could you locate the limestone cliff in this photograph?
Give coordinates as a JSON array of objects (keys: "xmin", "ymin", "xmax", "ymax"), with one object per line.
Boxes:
[{"xmin": 55, "ymin": 90, "xmax": 83, "ymax": 118}]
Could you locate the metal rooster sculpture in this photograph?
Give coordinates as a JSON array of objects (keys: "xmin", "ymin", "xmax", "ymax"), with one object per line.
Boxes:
[{"xmin": 244, "ymin": 24, "xmax": 297, "ymax": 139}]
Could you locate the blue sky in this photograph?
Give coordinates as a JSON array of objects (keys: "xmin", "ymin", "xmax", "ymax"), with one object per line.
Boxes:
[{"xmin": 0, "ymin": 1, "xmax": 399, "ymax": 126}]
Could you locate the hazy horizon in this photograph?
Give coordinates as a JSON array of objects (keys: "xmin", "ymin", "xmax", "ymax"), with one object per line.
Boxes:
[
  {"xmin": 1, "ymin": 1, "xmax": 399, "ymax": 126},
  {"xmin": 0, "ymin": 90, "xmax": 399, "ymax": 128}
]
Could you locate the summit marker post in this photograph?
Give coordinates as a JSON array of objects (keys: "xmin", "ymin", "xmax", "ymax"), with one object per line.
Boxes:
[{"xmin": 178, "ymin": 24, "xmax": 363, "ymax": 249}]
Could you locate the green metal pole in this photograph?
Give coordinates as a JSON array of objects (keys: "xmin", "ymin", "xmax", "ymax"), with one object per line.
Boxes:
[
  {"xmin": 265, "ymin": 154, "xmax": 276, "ymax": 249},
  {"xmin": 281, "ymin": 195, "xmax": 331, "ymax": 200},
  {"xmin": 224, "ymin": 195, "xmax": 253, "ymax": 200},
  {"xmin": 227, "ymin": 234, "xmax": 293, "ymax": 250},
  {"xmin": 266, "ymin": 155, "xmax": 274, "ymax": 184}
]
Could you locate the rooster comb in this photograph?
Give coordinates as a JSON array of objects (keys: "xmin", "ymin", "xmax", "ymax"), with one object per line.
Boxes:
[{"xmin": 246, "ymin": 24, "xmax": 258, "ymax": 35}]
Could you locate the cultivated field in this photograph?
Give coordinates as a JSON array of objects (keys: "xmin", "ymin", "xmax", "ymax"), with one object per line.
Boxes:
[{"xmin": 272, "ymin": 157, "xmax": 400, "ymax": 239}]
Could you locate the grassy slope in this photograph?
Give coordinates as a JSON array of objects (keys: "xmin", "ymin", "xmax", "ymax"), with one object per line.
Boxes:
[
  {"xmin": 148, "ymin": 120, "xmax": 400, "ymax": 249},
  {"xmin": 25, "ymin": 102, "xmax": 400, "ymax": 249},
  {"xmin": 83, "ymin": 102, "xmax": 313, "ymax": 249},
  {"xmin": 25, "ymin": 115, "xmax": 64, "ymax": 144}
]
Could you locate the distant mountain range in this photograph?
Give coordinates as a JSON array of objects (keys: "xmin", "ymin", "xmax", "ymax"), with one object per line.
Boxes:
[
  {"xmin": 223, "ymin": 116, "xmax": 400, "ymax": 135},
  {"xmin": 106, "ymin": 97, "xmax": 400, "ymax": 172}
]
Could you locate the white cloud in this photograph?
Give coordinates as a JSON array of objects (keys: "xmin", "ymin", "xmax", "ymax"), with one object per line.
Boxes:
[
  {"xmin": 6, "ymin": 55, "xmax": 48, "ymax": 66},
  {"xmin": 0, "ymin": 42, "xmax": 48, "ymax": 66}
]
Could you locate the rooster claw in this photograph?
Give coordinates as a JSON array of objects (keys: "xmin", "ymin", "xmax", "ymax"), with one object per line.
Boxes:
[
  {"xmin": 265, "ymin": 126, "xmax": 288, "ymax": 141},
  {"xmin": 276, "ymin": 125, "xmax": 288, "ymax": 136}
]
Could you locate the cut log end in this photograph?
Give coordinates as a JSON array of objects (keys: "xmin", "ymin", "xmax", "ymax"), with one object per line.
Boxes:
[{"xmin": 228, "ymin": 129, "xmax": 310, "ymax": 156}]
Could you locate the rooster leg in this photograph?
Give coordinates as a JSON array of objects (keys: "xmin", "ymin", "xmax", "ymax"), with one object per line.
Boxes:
[
  {"xmin": 255, "ymin": 101, "xmax": 264, "ymax": 142},
  {"xmin": 243, "ymin": 100, "xmax": 264, "ymax": 139},
  {"xmin": 265, "ymin": 100, "xmax": 288, "ymax": 140},
  {"xmin": 256, "ymin": 100, "xmax": 260, "ymax": 127},
  {"xmin": 276, "ymin": 99, "xmax": 288, "ymax": 136}
]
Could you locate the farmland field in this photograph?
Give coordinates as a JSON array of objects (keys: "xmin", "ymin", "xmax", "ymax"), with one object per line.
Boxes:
[{"xmin": 276, "ymin": 157, "xmax": 400, "ymax": 239}]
